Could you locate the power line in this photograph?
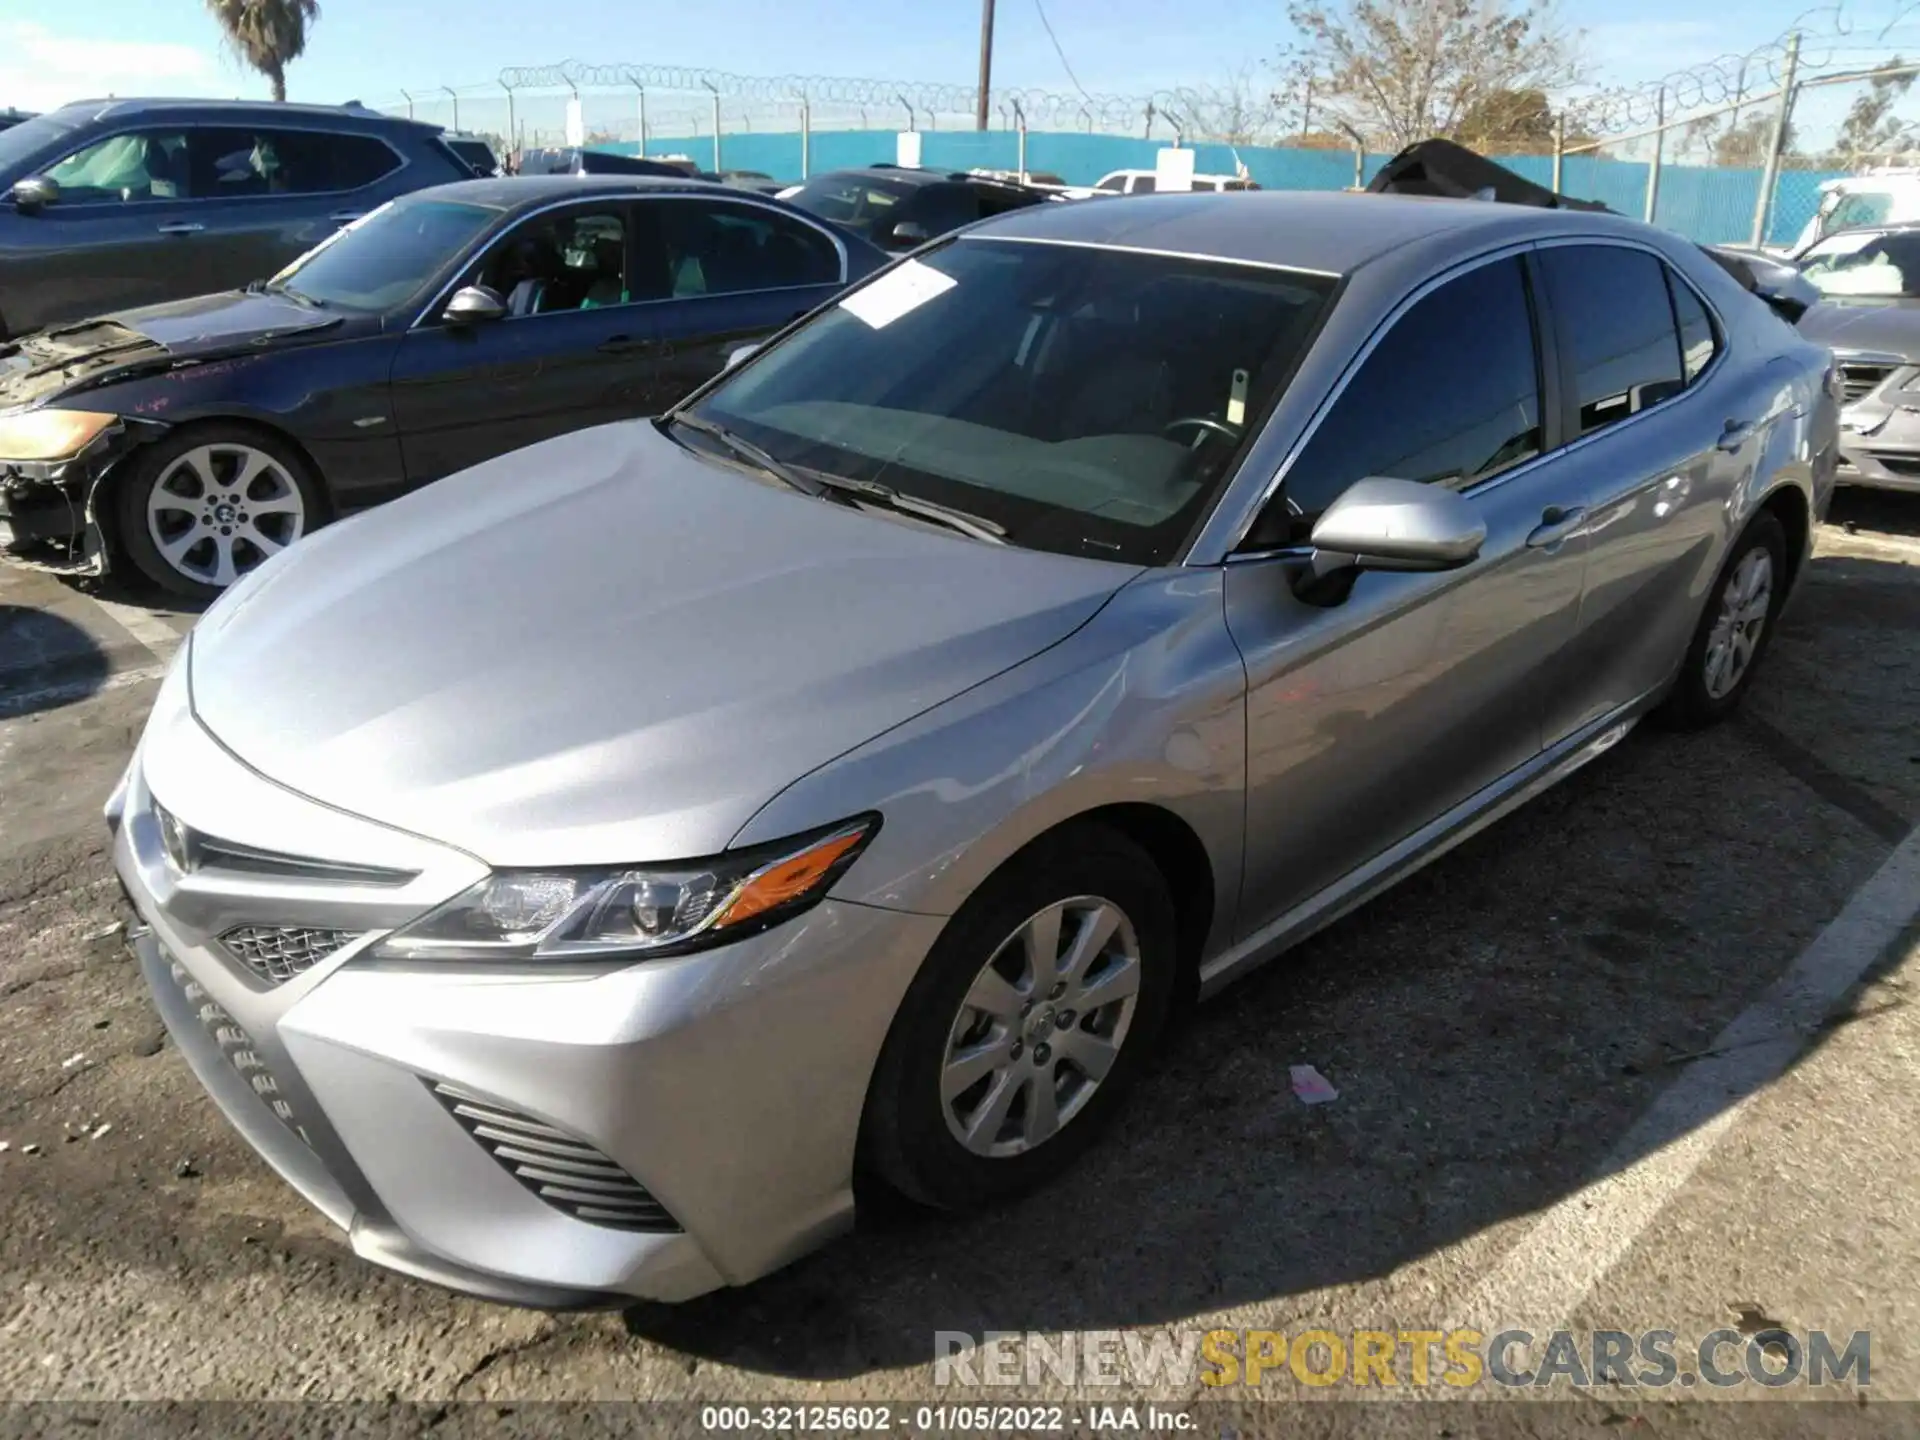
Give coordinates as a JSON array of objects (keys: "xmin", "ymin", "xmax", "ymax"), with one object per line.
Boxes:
[{"xmin": 1030, "ymin": 0, "xmax": 1093, "ymax": 102}]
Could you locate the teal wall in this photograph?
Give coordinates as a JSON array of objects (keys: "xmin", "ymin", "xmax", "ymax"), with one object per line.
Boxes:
[{"xmin": 602, "ymin": 129, "xmax": 1839, "ymax": 247}]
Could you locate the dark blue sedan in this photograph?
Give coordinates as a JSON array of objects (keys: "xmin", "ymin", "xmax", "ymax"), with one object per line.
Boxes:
[{"xmin": 0, "ymin": 175, "xmax": 886, "ymax": 595}]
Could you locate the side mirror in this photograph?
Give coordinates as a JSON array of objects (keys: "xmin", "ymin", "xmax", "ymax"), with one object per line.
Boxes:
[
  {"xmin": 11, "ymin": 175, "xmax": 59, "ymax": 214},
  {"xmin": 884, "ymin": 220, "xmax": 930, "ymax": 249},
  {"xmin": 1307, "ymin": 477, "xmax": 1485, "ymax": 576},
  {"xmin": 724, "ymin": 341, "xmax": 761, "ymax": 371},
  {"xmin": 442, "ymin": 284, "xmax": 507, "ymax": 324}
]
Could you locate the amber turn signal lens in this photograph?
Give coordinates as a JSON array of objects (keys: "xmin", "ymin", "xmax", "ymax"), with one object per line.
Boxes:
[{"xmin": 716, "ymin": 827, "xmax": 869, "ymax": 928}]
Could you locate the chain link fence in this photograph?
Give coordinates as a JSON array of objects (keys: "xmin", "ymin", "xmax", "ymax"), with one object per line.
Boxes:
[{"xmin": 376, "ymin": 49, "xmax": 1920, "ymax": 250}]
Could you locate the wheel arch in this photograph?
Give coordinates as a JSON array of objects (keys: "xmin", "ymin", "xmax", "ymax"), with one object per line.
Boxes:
[{"xmin": 1754, "ymin": 480, "xmax": 1812, "ymax": 594}]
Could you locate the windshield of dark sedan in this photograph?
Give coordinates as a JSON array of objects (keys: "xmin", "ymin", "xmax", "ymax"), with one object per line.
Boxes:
[
  {"xmin": 1799, "ymin": 228, "xmax": 1920, "ymax": 298},
  {"xmin": 266, "ymin": 196, "xmax": 501, "ymax": 311},
  {"xmin": 690, "ymin": 237, "xmax": 1337, "ymax": 564},
  {"xmin": 0, "ymin": 111, "xmax": 81, "ymax": 180}
]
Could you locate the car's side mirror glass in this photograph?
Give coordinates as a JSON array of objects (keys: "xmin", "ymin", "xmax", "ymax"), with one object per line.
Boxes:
[
  {"xmin": 885, "ymin": 220, "xmax": 930, "ymax": 248},
  {"xmin": 442, "ymin": 284, "xmax": 507, "ymax": 324},
  {"xmin": 1307, "ymin": 476, "xmax": 1486, "ymax": 577},
  {"xmin": 724, "ymin": 342, "xmax": 761, "ymax": 371},
  {"xmin": 11, "ymin": 175, "xmax": 58, "ymax": 214}
]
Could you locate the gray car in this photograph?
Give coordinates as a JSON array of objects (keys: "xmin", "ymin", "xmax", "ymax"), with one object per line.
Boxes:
[
  {"xmin": 1793, "ymin": 223, "xmax": 1920, "ymax": 493},
  {"xmin": 107, "ymin": 189, "xmax": 1838, "ymax": 1305},
  {"xmin": 0, "ymin": 98, "xmax": 473, "ymax": 339}
]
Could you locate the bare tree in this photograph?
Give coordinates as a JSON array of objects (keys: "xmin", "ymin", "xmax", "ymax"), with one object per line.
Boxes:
[
  {"xmin": 1164, "ymin": 66, "xmax": 1283, "ymax": 145},
  {"xmin": 204, "ymin": 0, "xmax": 320, "ymax": 102},
  {"xmin": 1284, "ymin": 0, "xmax": 1585, "ymax": 151}
]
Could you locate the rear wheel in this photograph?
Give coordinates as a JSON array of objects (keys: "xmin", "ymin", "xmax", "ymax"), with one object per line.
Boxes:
[
  {"xmin": 1655, "ymin": 511, "xmax": 1787, "ymax": 729},
  {"xmin": 116, "ymin": 426, "xmax": 323, "ymax": 599},
  {"xmin": 861, "ymin": 825, "xmax": 1177, "ymax": 1210}
]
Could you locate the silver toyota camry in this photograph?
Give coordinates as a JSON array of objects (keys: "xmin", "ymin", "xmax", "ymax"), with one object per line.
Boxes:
[{"xmin": 109, "ymin": 189, "xmax": 1838, "ymax": 1306}]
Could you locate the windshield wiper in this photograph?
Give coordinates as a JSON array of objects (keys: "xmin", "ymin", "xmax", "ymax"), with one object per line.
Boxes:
[
  {"xmin": 808, "ymin": 473, "xmax": 1009, "ymax": 545},
  {"xmin": 664, "ymin": 412, "xmax": 823, "ymax": 497}
]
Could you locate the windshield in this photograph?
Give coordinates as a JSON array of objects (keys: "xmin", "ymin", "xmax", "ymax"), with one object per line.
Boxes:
[
  {"xmin": 0, "ymin": 110, "xmax": 81, "ymax": 181},
  {"xmin": 690, "ymin": 237, "xmax": 1337, "ymax": 565},
  {"xmin": 784, "ymin": 176, "xmax": 912, "ymax": 242},
  {"xmin": 1799, "ymin": 228, "xmax": 1920, "ymax": 298},
  {"xmin": 267, "ymin": 196, "xmax": 500, "ymax": 311}
]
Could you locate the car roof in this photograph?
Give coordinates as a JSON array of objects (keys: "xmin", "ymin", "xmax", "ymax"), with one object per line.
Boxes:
[
  {"xmin": 408, "ymin": 174, "xmax": 808, "ymax": 211},
  {"xmin": 808, "ymin": 165, "xmax": 1034, "ymax": 192},
  {"xmin": 49, "ymin": 97, "xmax": 441, "ymax": 133},
  {"xmin": 970, "ymin": 188, "xmax": 1646, "ymax": 275}
]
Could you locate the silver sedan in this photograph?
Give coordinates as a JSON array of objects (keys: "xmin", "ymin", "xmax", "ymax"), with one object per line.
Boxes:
[{"xmin": 109, "ymin": 189, "xmax": 1838, "ymax": 1305}]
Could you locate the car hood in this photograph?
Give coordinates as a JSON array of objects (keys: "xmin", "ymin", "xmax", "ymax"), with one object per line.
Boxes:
[
  {"xmin": 188, "ymin": 421, "xmax": 1139, "ymax": 868},
  {"xmin": 0, "ymin": 290, "xmax": 338, "ymax": 411},
  {"xmin": 1795, "ymin": 297, "xmax": 1920, "ymax": 357}
]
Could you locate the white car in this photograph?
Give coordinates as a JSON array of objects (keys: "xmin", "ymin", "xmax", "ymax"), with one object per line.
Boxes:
[
  {"xmin": 1782, "ymin": 169, "xmax": 1920, "ymax": 255},
  {"xmin": 1092, "ymin": 168, "xmax": 1257, "ymax": 196}
]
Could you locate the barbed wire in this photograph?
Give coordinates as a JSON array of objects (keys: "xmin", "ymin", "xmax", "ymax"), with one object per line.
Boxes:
[{"xmin": 384, "ymin": 5, "xmax": 1920, "ymax": 149}]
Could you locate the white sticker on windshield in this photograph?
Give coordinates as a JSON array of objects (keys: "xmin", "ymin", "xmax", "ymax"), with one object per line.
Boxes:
[{"xmin": 839, "ymin": 258, "xmax": 958, "ymax": 329}]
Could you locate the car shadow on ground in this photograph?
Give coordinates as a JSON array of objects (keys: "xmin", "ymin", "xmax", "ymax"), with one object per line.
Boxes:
[
  {"xmin": 621, "ymin": 549, "xmax": 1918, "ymax": 1380},
  {"xmin": 0, "ymin": 604, "xmax": 112, "ymax": 719},
  {"xmin": 1828, "ymin": 488, "xmax": 1920, "ymax": 540}
]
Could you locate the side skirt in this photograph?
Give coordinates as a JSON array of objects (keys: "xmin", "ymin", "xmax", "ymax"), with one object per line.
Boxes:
[{"xmin": 1197, "ymin": 695, "xmax": 1656, "ymax": 999}]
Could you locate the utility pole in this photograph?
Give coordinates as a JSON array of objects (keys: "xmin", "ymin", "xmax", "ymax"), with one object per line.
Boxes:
[
  {"xmin": 1751, "ymin": 31, "xmax": 1801, "ymax": 248},
  {"xmin": 975, "ymin": 0, "xmax": 996, "ymax": 130}
]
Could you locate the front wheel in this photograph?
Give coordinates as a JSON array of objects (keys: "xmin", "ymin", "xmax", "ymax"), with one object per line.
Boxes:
[
  {"xmin": 116, "ymin": 426, "xmax": 323, "ymax": 599},
  {"xmin": 1655, "ymin": 510, "xmax": 1787, "ymax": 730},
  {"xmin": 861, "ymin": 825, "xmax": 1177, "ymax": 1211}
]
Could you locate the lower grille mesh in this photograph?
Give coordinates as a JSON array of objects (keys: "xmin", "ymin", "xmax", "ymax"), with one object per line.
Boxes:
[
  {"xmin": 167, "ymin": 959, "xmax": 311, "ymax": 1147},
  {"xmin": 429, "ymin": 1082, "xmax": 680, "ymax": 1233},
  {"xmin": 220, "ymin": 926, "xmax": 359, "ymax": 985}
]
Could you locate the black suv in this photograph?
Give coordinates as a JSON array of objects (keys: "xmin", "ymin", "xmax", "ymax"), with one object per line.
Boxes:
[
  {"xmin": 782, "ymin": 165, "xmax": 1053, "ymax": 252},
  {"xmin": 0, "ymin": 98, "xmax": 474, "ymax": 339}
]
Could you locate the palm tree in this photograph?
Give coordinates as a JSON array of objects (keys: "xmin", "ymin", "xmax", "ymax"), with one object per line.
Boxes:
[{"xmin": 204, "ymin": 0, "xmax": 321, "ymax": 103}]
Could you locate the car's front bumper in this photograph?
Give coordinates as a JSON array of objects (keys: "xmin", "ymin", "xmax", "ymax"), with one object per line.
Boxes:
[
  {"xmin": 1836, "ymin": 396, "xmax": 1920, "ymax": 493},
  {"xmin": 110, "ymin": 660, "xmax": 942, "ymax": 1304}
]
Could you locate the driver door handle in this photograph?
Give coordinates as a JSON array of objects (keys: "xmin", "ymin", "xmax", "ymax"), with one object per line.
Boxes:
[
  {"xmin": 1526, "ymin": 505, "xmax": 1587, "ymax": 549},
  {"xmin": 1717, "ymin": 418, "xmax": 1757, "ymax": 453},
  {"xmin": 156, "ymin": 221, "xmax": 205, "ymax": 236}
]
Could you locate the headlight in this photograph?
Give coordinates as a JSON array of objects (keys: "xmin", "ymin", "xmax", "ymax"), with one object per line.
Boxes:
[
  {"xmin": 373, "ymin": 814, "xmax": 879, "ymax": 963},
  {"xmin": 0, "ymin": 409, "xmax": 118, "ymax": 462}
]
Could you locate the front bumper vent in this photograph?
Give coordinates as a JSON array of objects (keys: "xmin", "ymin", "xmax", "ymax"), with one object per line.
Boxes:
[
  {"xmin": 429, "ymin": 1081, "xmax": 680, "ymax": 1233},
  {"xmin": 165, "ymin": 958, "xmax": 311, "ymax": 1147},
  {"xmin": 220, "ymin": 926, "xmax": 360, "ymax": 986},
  {"xmin": 1840, "ymin": 363, "xmax": 1896, "ymax": 404}
]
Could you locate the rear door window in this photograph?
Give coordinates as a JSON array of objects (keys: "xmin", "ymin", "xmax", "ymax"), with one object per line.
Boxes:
[
  {"xmin": 188, "ymin": 127, "xmax": 402, "ymax": 196},
  {"xmin": 1538, "ymin": 245, "xmax": 1685, "ymax": 435},
  {"xmin": 1666, "ymin": 270, "xmax": 1718, "ymax": 384}
]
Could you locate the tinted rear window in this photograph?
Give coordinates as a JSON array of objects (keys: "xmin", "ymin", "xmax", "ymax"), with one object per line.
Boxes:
[{"xmin": 1539, "ymin": 246, "xmax": 1685, "ymax": 435}]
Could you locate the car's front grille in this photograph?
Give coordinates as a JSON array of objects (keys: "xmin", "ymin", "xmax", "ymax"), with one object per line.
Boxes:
[
  {"xmin": 1840, "ymin": 363, "xmax": 1896, "ymax": 403},
  {"xmin": 165, "ymin": 958, "xmax": 311, "ymax": 1147},
  {"xmin": 219, "ymin": 926, "xmax": 360, "ymax": 986},
  {"xmin": 429, "ymin": 1081, "xmax": 681, "ymax": 1233}
]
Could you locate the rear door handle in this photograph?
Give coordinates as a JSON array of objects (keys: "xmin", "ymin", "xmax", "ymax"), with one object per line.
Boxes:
[
  {"xmin": 156, "ymin": 221, "xmax": 205, "ymax": 236},
  {"xmin": 1526, "ymin": 505, "xmax": 1587, "ymax": 549},
  {"xmin": 1717, "ymin": 418, "xmax": 1757, "ymax": 453}
]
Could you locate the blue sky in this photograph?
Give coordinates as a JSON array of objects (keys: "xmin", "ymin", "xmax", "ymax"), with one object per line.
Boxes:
[{"xmin": 0, "ymin": 0, "xmax": 1905, "ymax": 118}]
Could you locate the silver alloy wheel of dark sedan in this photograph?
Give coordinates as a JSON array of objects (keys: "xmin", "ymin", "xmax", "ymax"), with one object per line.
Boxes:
[
  {"xmin": 145, "ymin": 442, "xmax": 308, "ymax": 589},
  {"xmin": 941, "ymin": 895, "xmax": 1142, "ymax": 1158}
]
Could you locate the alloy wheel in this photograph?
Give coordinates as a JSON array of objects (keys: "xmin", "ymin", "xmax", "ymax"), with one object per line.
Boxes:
[
  {"xmin": 940, "ymin": 895, "xmax": 1142, "ymax": 1159},
  {"xmin": 145, "ymin": 443, "xmax": 307, "ymax": 589},
  {"xmin": 1702, "ymin": 546, "xmax": 1774, "ymax": 700}
]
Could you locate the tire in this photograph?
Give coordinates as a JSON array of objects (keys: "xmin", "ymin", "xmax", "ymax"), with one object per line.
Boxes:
[
  {"xmin": 1654, "ymin": 510, "xmax": 1788, "ymax": 731},
  {"xmin": 861, "ymin": 824, "xmax": 1177, "ymax": 1211},
  {"xmin": 116, "ymin": 424, "xmax": 325, "ymax": 600}
]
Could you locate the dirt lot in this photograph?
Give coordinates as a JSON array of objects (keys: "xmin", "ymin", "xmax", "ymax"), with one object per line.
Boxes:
[{"xmin": 2, "ymin": 491, "xmax": 1918, "ymax": 1436}]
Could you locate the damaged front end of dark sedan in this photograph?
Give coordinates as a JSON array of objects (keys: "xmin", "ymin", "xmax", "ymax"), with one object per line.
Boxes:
[{"xmin": 0, "ymin": 322, "xmax": 173, "ymax": 575}]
